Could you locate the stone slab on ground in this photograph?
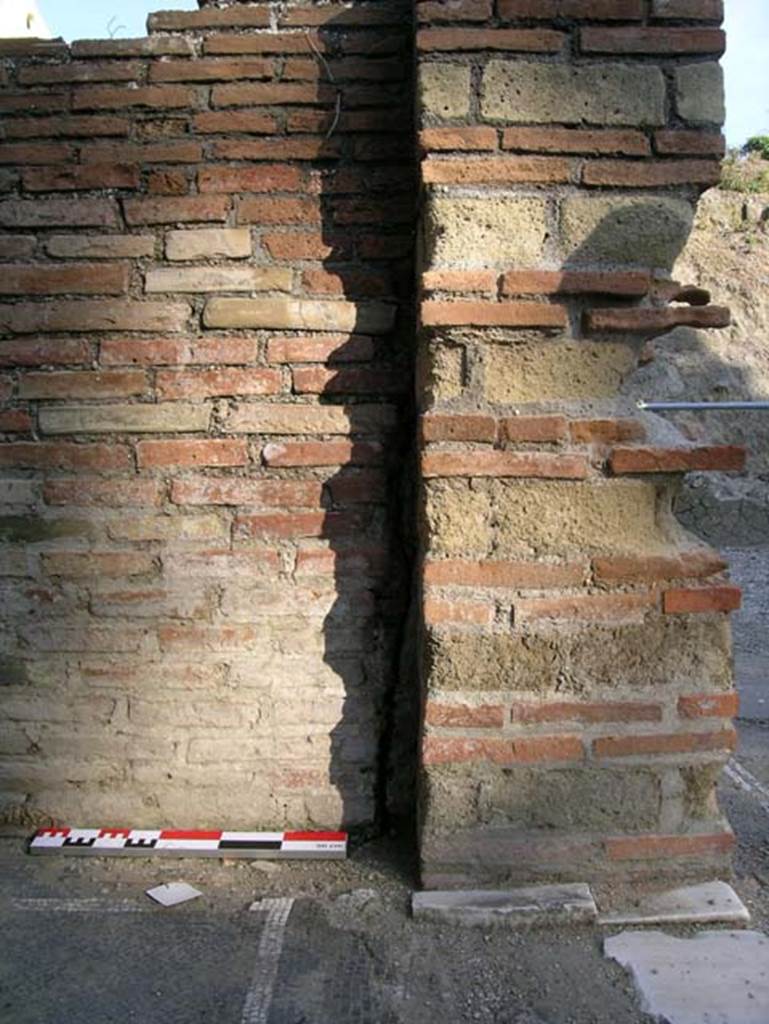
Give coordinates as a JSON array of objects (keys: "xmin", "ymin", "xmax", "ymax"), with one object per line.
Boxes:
[
  {"xmin": 412, "ymin": 883, "xmax": 597, "ymax": 928},
  {"xmin": 605, "ymin": 929, "xmax": 769, "ymax": 1024},
  {"xmin": 598, "ymin": 881, "xmax": 750, "ymax": 927}
]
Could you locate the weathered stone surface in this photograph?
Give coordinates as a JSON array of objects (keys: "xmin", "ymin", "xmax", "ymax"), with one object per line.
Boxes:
[
  {"xmin": 423, "ymin": 765, "xmax": 662, "ymax": 832},
  {"xmin": 146, "ymin": 266, "xmax": 292, "ymax": 293},
  {"xmin": 424, "ymin": 478, "xmax": 674, "ymax": 558},
  {"xmin": 225, "ymin": 402, "xmax": 396, "ymax": 436},
  {"xmin": 561, "ymin": 195, "xmax": 694, "ymax": 268},
  {"xmin": 675, "ymin": 62, "xmax": 725, "ymax": 126},
  {"xmin": 599, "ymin": 881, "xmax": 749, "ymax": 927},
  {"xmin": 484, "ymin": 340, "xmax": 636, "ymax": 402},
  {"xmin": 412, "ymin": 883, "xmax": 597, "ymax": 928},
  {"xmin": 425, "ymin": 195, "xmax": 549, "ymax": 267},
  {"xmin": 419, "ymin": 63, "xmax": 471, "ymax": 120},
  {"xmin": 203, "ymin": 297, "xmax": 396, "ymax": 334},
  {"xmin": 39, "ymin": 404, "xmax": 211, "ymax": 435},
  {"xmin": 481, "ymin": 62, "xmax": 665, "ymax": 126},
  {"xmin": 47, "ymin": 234, "xmax": 155, "ymax": 258},
  {"xmin": 165, "ymin": 227, "xmax": 252, "ymax": 261},
  {"xmin": 424, "ymin": 617, "xmax": 732, "ymax": 693},
  {"xmin": 605, "ymin": 930, "xmax": 769, "ymax": 1024},
  {"xmin": 0, "ymin": 301, "xmax": 191, "ymax": 333}
]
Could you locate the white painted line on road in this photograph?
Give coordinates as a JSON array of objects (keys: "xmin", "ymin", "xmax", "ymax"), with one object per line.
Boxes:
[
  {"xmin": 241, "ymin": 897, "xmax": 294, "ymax": 1024},
  {"xmin": 725, "ymin": 759, "xmax": 769, "ymax": 817},
  {"xmin": 10, "ymin": 897, "xmax": 148, "ymax": 913}
]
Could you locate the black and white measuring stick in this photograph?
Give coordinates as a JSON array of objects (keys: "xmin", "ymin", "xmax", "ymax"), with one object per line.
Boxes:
[{"xmin": 29, "ymin": 827, "xmax": 347, "ymax": 859}]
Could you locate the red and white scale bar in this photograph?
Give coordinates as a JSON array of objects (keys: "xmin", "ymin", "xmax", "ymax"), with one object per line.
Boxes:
[{"xmin": 29, "ymin": 827, "xmax": 347, "ymax": 860}]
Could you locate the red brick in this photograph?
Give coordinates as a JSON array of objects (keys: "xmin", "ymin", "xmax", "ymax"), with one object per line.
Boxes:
[
  {"xmin": 19, "ymin": 370, "xmax": 145, "ymax": 400},
  {"xmin": 421, "ymin": 414, "xmax": 497, "ymax": 444},
  {"xmin": 0, "ymin": 411, "xmax": 32, "ymax": 432},
  {"xmin": 499, "ymin": 415, "xmax": 569, "ymax": 443},
  {"xmin": 421, "ymin": 301, "xmax": 566, "ymax": 328},
  {"xmin": 211, "ymin": 82, "xmax": 331, "ymax": 107},
  {"xmin": 261, "ymin": 441, "xmax": 383, "ymax": 468},
  {"xmin": 123, "ymin": 197, "xmax": 230, "ymax": 225},
  {"xmin": 262, "ymin": 233, "xmax": 353, "ymax": 261},
  {"xmin": 0, "ymin": 143, "xmax": 75, "ymax": 165},
  {"xmin": 570, "ymin": 418, "xmax": 646, "ymax": 444},
  {"xmin": 136, "ymin": 439, "xmax": 249, "ymax": 470},
  {"xmin": 326, "ymin": 469, "xmax": 387, "ymax": 504},
  {"xmin": 417, "ymin": 0, "xmax": 492, "ymax": 20},
  {"xmin": 593, "ymin": 551, "xmax": 727, "ymax": 584},
  {"xmin": 678, "ymin": 693, "xmax": 739, "ymax": 719},
  {"xmin": 423, "ymin": 559, "xmax": 587, "ymax": 589},
  {"xmin": 70, "ymin": 38, "xmax": 193, "ymax": 57},
  {"xmin": 422, "ymin": 270, "xmax": 498, "ymax": 294},
  {"xmin": 501, "ymin": 270, "xmax": 651, "ymax": 296},
  {"xmin": 593, "ymin": 729, "xmax": 737, "ymax": 758},
  {"xmin": 417, "ymin": 27, "xmax": 565, "ymax": 51},
  {"xmin": 193, "ymin": 110, "xmax": 280, "ymax": 134},
  {"xmin": 170, "ymin": 478, "xmax": 323, "ymax": 508},
  {"xmin": 420, "ymin": 127, "xmax": 498, "ymax": 152},
  {"xmin": 499, "ymin": 0, "xmax": 644, "ymax": 17},
  {"xmin": 43, "ymin": 479, "xmax": 162, "ymax": 507},
  {"xmin": 515, "ymin": 592, "xmax": 656, "ymax": 623},
  {"xmin": 148, "ymin": 171, "xmax": 188, "ymax": 196},
  {"xmin": 605, "ymin": 832, "xmax": 734, "ymax": 862},
  {"xmin": 0, "ymin": 236, "xmax": 36, "ymax": 259},
  {"xmin": 187, "ymin": 339, "xmax": 261, "ymax": 365},
  {"xmin": 0, "ymin": 92, "xmax": 69, "ymax": 114},
  {"xmin": 3, "ymin": 115, "xmax": 131, "ymax": 138},
  {"xmin": 423, "ymin": 597, "xmax": 493, "ymax": 626},
  {"xmin": 266, "ymin": 335, "xmax": 374, "ymax": 364},
  {"xmin": 301, "ymin": 268, "xmax": 392, "ymax": 299},
  {"xmin": 663, "ymin": 586, "xmax": 742, "ymax": 615},
  {"xmin": 502, "ymin": 127, "xmax": 650, "ymax": 156},
  {"xmin": 610, "ymin": 445, "xmax": 746, "ymax": 474},
  {"xmin": 655, "ymin": 131, "xmax": 726, "ymax": 157},
  {"xmin": 18, "ymin": 61, "xmax": 142, "ymax": 85},
  {"xmin": 234, "ymin": 510, "xmax": 362, "ymax": 540},
  {"xmin": 23, "ymin": 163, "xmax": 139, "ymax": 192},
  {"xmin": 292, "ymin": 367, "xmax": 405, "ymax": 395},
  {"xmin": 581, "ymin": 27, "xmax": 725, "ymax": 54},
  {"xmin": 198, "ymin": 165, "xmax": 302, "ymax": 194},
  {"xmin": 281, "ymin": 4, "xmax": 406, "ymax": 25},
  {"xmin": 422, "ymin": 450, "xmax": 589, "ymax": 479},
  {"xmin": 214, "ymin": 137, "xmax": 343, "ymax": 161},
  {"xmin": 0, "ymin": 442, "xmax": 131, "ymax": 471},
  {"xmin": 422, "ymin": 735, "xmax": 583, "ymax": 765},
  {"xmin": 237, "ymin": 196, "xmax": 321, "ymax": 225},
  {"xmin": 0, "ymin": 263, "xmax": 129, "ymax": 296},
  {"xmin": 72, "ymin": 85, "xmax": 195, "ymax": 110},
  {"xmin": 0, "ymin": 338, "xmax": 93, "ymax": 367},
  {"xmin": 0, "ymin": 301, "xmax": 191, "ymax": 334},
  {"xmin": 149, "ymin": 58, "xmax": 273, "ymax": 82},
  {"xmin": 295, "ymin": 547, "xmax": 387, "ymax": 579},
  {"xmin": 583, "ymin": 160, "xmax": 722, "ymax": 188},
  {"xmin": 0, "ymin": 198, "xmax": 118, "ymax": 229},
  {"xmin": 511, "ymin": 701, "xmax": 662, "ymax": 724},
  {"xmin": 81, "ymin": 142, "xmax": 203, "ymax": 163},
  {"xmin": 332, "ymin": 196, "xmax": 413, "ymax": 226},
  {"xmin": 652, "ymin": 0, "xmax": 723, "ymax": 18},
  {"xmin": 156, "ymin": 369, "xmax": 282, "ymax": 400},
  {"xmin": 100, "ymin": 338, "xmax": 189, "ymax": 366},
  {"xmin": 423, "ymin": 156, "xmax": 571, "ymax": 185},
  {"xmin": 424, "ymin": 702, "xmax": 504, "ymax": 729},
  {"xmin": 204, "ymin": 30, "xmax": 331, "ymax": 55},
  {"xmin": 148, "ymin": 7, "xmax": 270, "ymax": 29}
]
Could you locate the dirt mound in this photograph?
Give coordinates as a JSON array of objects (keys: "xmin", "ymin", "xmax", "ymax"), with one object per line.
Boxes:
[{"xmin": 622, "ymin": 188, "xmax": 769, "ymax": 545}]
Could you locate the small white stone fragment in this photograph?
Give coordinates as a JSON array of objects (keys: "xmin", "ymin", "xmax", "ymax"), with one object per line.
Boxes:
[{"xmin": 145, "ymin": 882, "xmax": 202, "ymax": 907}]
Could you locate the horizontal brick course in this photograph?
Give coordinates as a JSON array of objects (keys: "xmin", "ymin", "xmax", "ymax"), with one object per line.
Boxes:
[
  {"xmin": 610, "ymin": 445, "xmax": 746, "ymax": 474},
  {"xmin": 421, "ymin": 301, "xmax": 566, "ymax": 328},
  {"xmin": 423, "ymin": 559, "xmax": 586, "ymax": 589},
  {"xmin": 417, "ymin": 28, "xmax": 565, "ymax": 51},
  {"xmin": 606, "ymin": 832, "xmax": 734, "ymax": 861},
  {"xmin": 422, "ymin": 451, "xmax": 589, "ymax": 479},
  {"xmin": 663, "ymin": 586, "xmax": 742, "ymax": 615},
  {"xmin": 423, "ymin": 735, "xmax": 584, "ymax": 765},
  {"xmin": 678, "ymin": 693, "xmax": 739, "ymax": 719},
  {"xmin": 593, "ymin": 729, "xmax": 737, "ymax": 758},
  {"xmin": 511, "ymin": 701, "xmax": 662, "ymax": 724},
  {"xmin": 581, "ymin": 27, "xmax": 726, "ymax": 55}
]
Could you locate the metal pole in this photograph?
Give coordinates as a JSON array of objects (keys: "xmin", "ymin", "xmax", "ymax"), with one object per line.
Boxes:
[{"xmin": 637, "ymin": 401, "xmax": 769, "ymax": 412}]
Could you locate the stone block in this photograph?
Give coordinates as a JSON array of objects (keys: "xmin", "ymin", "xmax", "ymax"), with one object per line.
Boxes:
[
  {"xmin": 412, "ymin": 883, "xmax": 597, "ymax": 928},
  {"xmin": 481, "ymin": 62, "xmax": 665, "ymax": 126},
  {"xmin": 560, "ymin": 195, "xmax": 694, "ymax": 269},
  {"xmin": 419, "ymin": 63, "xmax": 471, "ymax": 120},
  {"xmin": 425, "ymin": 195, "xmax": 549, "ymax": 267},
  {"xmin": 39, "ymin": 404, "xmax": 210, "ymax": 434},
  {"xmin": 165, "ymin": 227, "xmax": 252, "ymax": 260},
  {"xmin": 203, "ymin": 297, "xmax": 395, "ymax": 334},
  {"xmin": 146, "ymin": 266, "xmax": 292, "ymax": 293},
  {"xmin": 422, "ymin": 481, "xmax": 493, "ymax": 556},
  {"xmin": 484, "ymin": 340, "xmax": 636, "ymax": 402},
  {"xmin": 675, "ymin": 62, "xmax": 725, "ymax": 125}
]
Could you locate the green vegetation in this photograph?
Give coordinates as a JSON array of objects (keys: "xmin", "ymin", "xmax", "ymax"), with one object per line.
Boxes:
[{"xmin": 720, "ymin": 145, "xmax": 769, "ymax": 194}]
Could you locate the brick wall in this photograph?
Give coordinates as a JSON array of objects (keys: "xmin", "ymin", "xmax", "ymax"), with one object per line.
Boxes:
[
  {"xmin": 0, "ymin": 0, "xmax": 742, "ymax": 886},
  {"xmin": 415, "ymin": 0, "xmax": 743, "ymax": 885},
  {"xmin": 0, "ymin": 2, "xmax": 414, "ymax": 831}
]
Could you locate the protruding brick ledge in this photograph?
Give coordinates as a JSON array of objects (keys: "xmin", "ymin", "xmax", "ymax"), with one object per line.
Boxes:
[
  {"xmin": 585, "ymin": 305, "xmax": 730, "ymax": 334},
  {"xmin": 610, "ymin": 445, "xmax": 746, "ymax": 474}
]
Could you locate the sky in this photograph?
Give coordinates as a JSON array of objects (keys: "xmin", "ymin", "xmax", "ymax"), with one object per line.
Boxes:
[{"xmin": 35, "ymin": 0, "xmax": 769, "ymax": 148}]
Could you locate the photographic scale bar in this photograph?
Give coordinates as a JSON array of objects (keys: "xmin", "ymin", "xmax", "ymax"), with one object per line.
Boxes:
[{"xmin": 28, "ymin": 827, "xmax": 347, "ymax": 860}]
